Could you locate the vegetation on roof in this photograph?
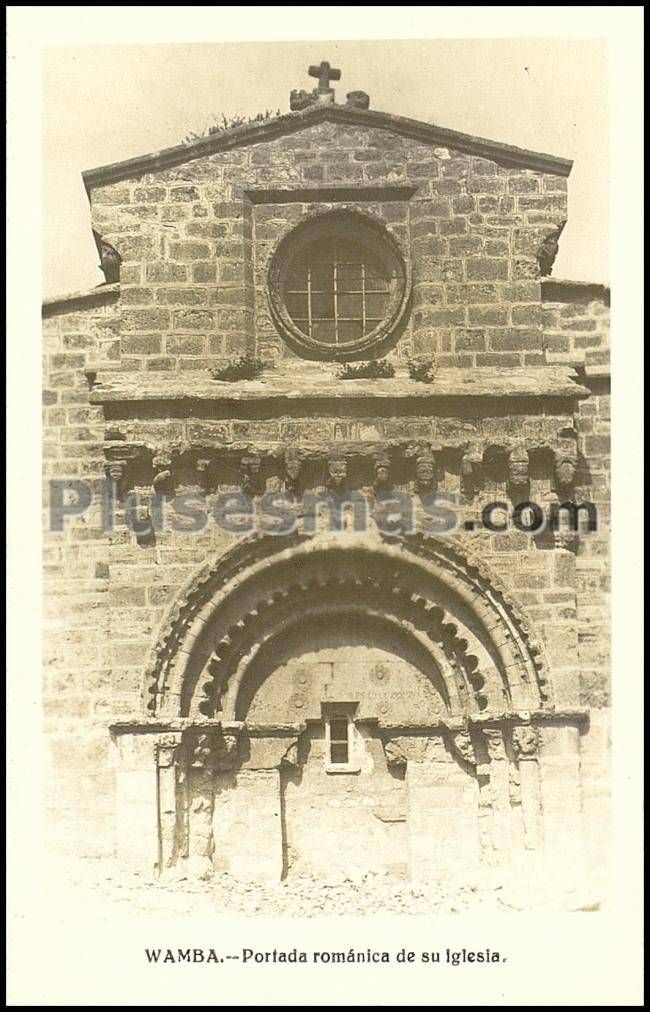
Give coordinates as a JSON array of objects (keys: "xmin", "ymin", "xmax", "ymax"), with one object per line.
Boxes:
[
  {"xmin": 184, "ymin": 110, "xmax": 282, "ymax": 144},
  {"xmin": 407, "ymin": 355, "xmax": 438, "ymax": 384},
  {"xmin": 209, "ymin": 354, "xmax": 266, "ymax": 382},
  {"xmin": 337, "ymin": 359, "xmax": 396, "ymax": 380}
]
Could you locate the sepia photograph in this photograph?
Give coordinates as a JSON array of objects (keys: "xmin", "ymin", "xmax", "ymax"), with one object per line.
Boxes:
[{"xmin": 7, "ymin": 8, "xmax": 643, "ymax": 1006}]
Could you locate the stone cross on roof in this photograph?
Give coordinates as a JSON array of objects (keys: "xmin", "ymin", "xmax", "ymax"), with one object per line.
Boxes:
[
  {"xmin": 307, "ymin": 61, "xmax": 342, "ymax": 96},
  {"xmin": 290, "ymin": 61, "xmax": 369, "ymax": 112},
  {"xmin": 308, "ymin": 60, "xmax": 341, "ymax": 95}
]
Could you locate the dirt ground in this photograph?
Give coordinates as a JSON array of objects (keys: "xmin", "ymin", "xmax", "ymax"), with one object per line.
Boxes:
[{"xmin": 51, "ymin": 857, "xmax": 603, "ymax": 917}]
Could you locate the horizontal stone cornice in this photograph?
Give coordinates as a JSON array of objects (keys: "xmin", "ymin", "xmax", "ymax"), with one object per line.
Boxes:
[{"xmin": 88, "ymin": 365, "xmax": 590, "ymax": 407}]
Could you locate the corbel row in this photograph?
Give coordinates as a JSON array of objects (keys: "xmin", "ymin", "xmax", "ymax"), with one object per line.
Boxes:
[{"xmin": 103, "ymin": 434, "xmax": 580, "ymax": 502}]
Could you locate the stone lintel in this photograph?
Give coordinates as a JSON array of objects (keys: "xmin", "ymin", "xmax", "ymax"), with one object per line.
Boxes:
[
  {"xmin": 109, "ymin": 718, "xmax": 245, "ymax": 736},
  {"xmin": 109, "ymin": 709, "xmax": 589, "ymax": 738}
]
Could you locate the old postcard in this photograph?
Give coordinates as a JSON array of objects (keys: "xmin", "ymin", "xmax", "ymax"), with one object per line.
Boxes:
[{"xmin": 7, "ymin": 8, "xmax": 643, "ymax": 1006}]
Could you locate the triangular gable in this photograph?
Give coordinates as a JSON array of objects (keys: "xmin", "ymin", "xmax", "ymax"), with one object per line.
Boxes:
[{"xmin": 82, "ymin": 103, "xmax": 572, "ymax": 194}]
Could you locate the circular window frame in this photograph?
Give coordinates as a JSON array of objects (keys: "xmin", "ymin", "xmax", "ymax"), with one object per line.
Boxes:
[{"xmin": 267, "ymin": 211, "xmax": 411, "ymax": 361}]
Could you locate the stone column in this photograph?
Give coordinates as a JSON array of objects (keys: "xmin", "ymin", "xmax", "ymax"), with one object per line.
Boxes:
[
  {"xmin": 482, "ymin": 727, "xmax": 512, "ymax": 860},
  {"xmin": 183, "ymin": 728, "xmax": 241, "ymax": 878},
  {"xmin": 185, "ymin": 733, "xmax": 216, "ymax": 878},
  {"xmin": 511, "ymin": 725, "xmax": 542, "ymax": 850},
  {"xmin": 154, "ymin": 732, "xmax": 184, "ymax": 873}
]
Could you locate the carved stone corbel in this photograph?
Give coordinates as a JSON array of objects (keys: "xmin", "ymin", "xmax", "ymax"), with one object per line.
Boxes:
[
  {"xmin": 152, "ymin": 453, "xmax": 174, "ymax": 497},
  {"xmin": 460, "ymin": 446, "xmax": 483, "ymax": 498},
  {"xmin": 104, "ymin": 459, "xmax": 128, "ymax": 496},
  {"xmin": 372, "ymin": 451, "xmax": 393, "ymax": 494},
  {"xmin": 93, "ymin": 229, "xmax": 122, "ymax": 284},
  {"xmin": 413, "ymin": 447, "xmax": 437, "ymax": 496},
  {"xmin": 283, "ymin": 447, "xmax": 304, "ymax": 496},
  {"xmin": 240, "ymin": 452, "xmax": 264, "ymax": 496},
  {"xmin": 195, "ymin": 457, "xmax": 213, "ymax": 491},
  {"xmin": 326, "ymin": 453, "xmax": 348, "ymax": 492},
  {"xmin": 508, "ymin": 446, "xmax": 529, "ymax": 493},
  {"xmin": 553, "ymin": 441, "xmax": 579, "ymax": 491}
]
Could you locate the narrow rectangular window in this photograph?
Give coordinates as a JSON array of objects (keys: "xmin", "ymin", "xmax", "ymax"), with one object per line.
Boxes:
[{"xmin": 329, "ymin": 716, "xmax": 350, "ymax": 765}]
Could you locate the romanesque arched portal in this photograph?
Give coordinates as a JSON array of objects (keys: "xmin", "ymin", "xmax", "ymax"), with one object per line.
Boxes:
[{"xmin": 110, "ymin": 531, "xmax": 586, "ymax": 881}]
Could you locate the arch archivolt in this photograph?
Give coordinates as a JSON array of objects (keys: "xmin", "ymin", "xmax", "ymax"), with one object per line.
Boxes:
[{"xmin": 144, "ymin": 531, "xmax": 550, "ymax": 722}]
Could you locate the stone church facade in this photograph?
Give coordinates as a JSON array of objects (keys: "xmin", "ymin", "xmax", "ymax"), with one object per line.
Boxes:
[{"xmin": 43, "ymin": 67, "xmax": 610, "ymax": 897}]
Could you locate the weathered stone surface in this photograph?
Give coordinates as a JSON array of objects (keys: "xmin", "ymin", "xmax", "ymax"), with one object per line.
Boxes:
[
  {"xmin": 88, "ymin": 365, "xmax": 590, "ymax": 404},
  {"xmin": 42, "ymin": 81, "xmax": 608, "ymax": 905}
]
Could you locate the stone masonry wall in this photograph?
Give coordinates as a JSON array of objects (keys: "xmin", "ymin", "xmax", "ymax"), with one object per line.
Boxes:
[
  {"xmin": 542, "ymin": 280, "xmax": 611, "ymax": 859},
  {"xmin": 542, "ymin": 279, "xmax": 610, "ymax": 369},
  {"xmin": 42, "ymin": 111, "xmax": 609, "ymax": 879},
  {"xmin": 541, "ymin": 281, "xmax": 611, "ymax": 706},
  {"xmin": 42, "ymin": 288, "xmax": 120, "ymax": 855},
  {"xmin": 89, "ymin": 121, "xmax": 567, "ymax": 372}
]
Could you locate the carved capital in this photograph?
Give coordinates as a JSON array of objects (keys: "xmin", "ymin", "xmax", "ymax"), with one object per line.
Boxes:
[
  {"xmin": 382, "ymin": 738, "xmax": 408, "ymax": 772},
  {"xmin": 214, "ymin": 732, "xmax": 240, "ymax": 770},
  {"xmin": 483, "ymin": 727, "xmax": 507, "ymax": 761},
  {"xmin": 188, "ymin": 733, "xmax": 215, "ymax": 770},
  {"xmin": 185, "ymin": 729, "xmax": 241, "ymax": 771},
  {"xmin": 511, "ymin": 725, "xmax": 540, "ymax": 760},
  {"xmin": 154, "ymin": 732, "xmax": 183, "ymax": 768},
  {"xmin": 449, "ymin": 730, "xmax": 476, "ymax": 767}
]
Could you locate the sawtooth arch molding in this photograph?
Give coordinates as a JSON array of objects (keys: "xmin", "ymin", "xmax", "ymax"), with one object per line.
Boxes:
[{"xmin": 143, "ymin": 532, "xmax": 550, "ymax": 719}]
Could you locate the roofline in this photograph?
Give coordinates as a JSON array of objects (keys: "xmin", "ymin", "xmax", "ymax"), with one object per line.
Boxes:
[
  {"xmin": 541, "ymin": 278, "xmax": 610, "ymax": 304},
  {"xmin": 42, "ymin": 282, "xmax": 120, "ymax": 316},
  {"xmin": 81, "ymin": 104, "xmax": 573, "ymax": 193}
]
